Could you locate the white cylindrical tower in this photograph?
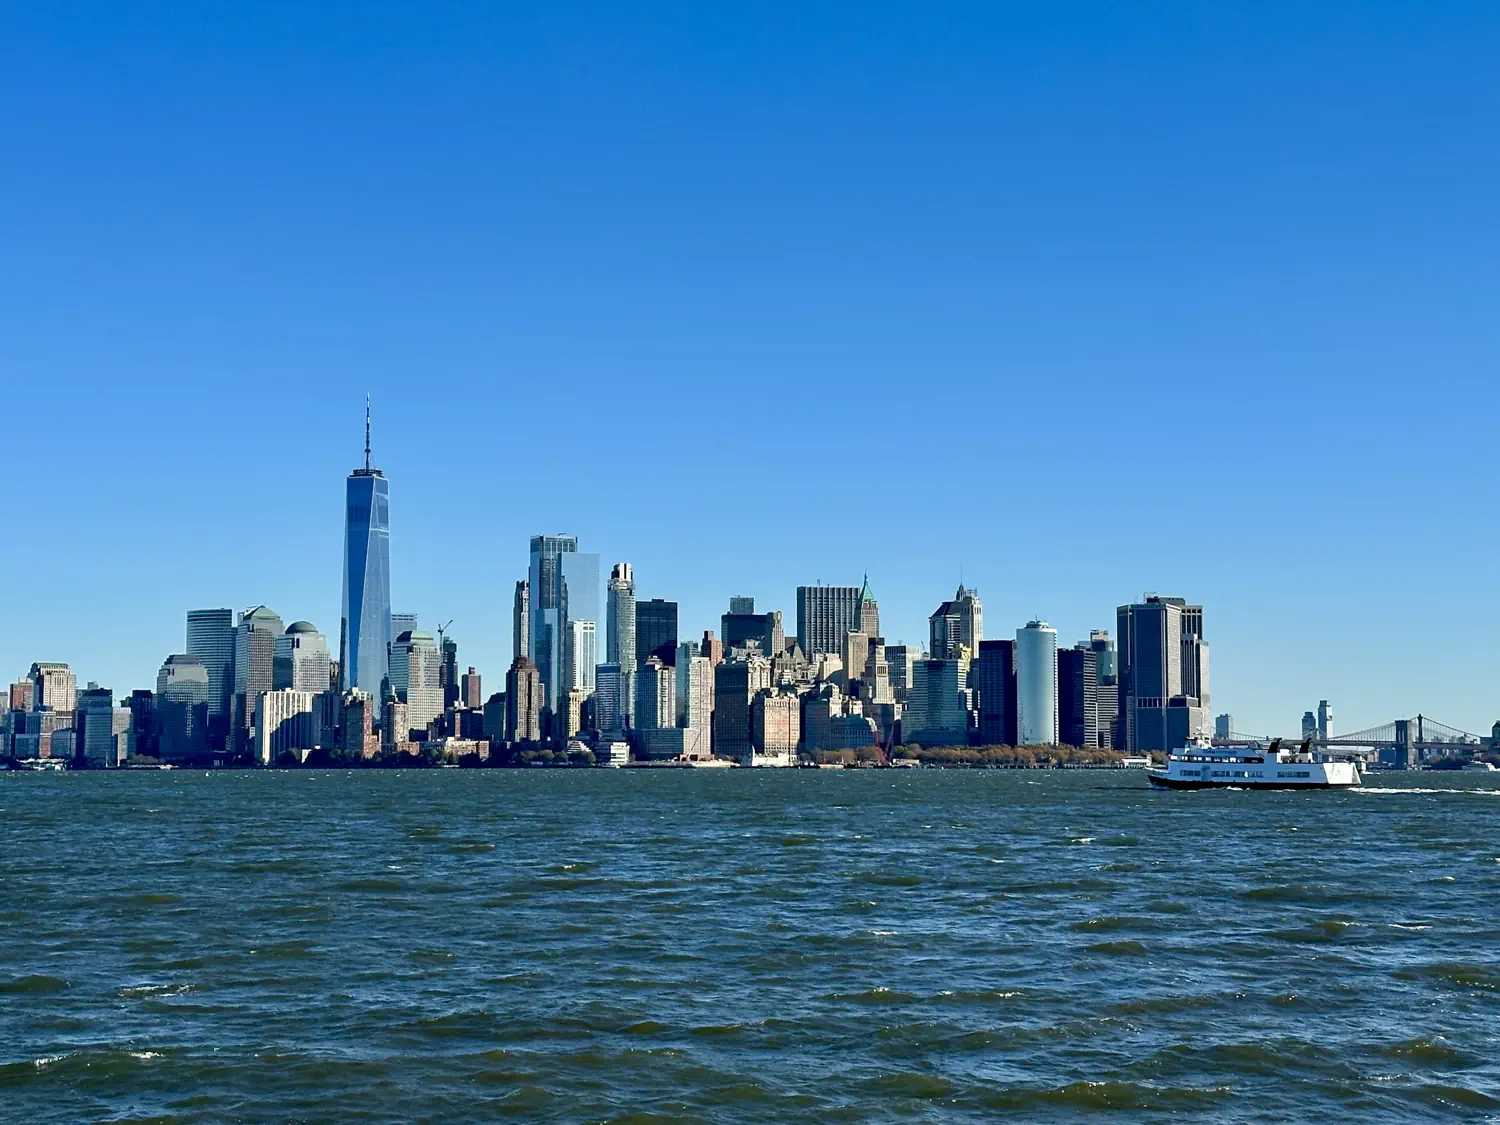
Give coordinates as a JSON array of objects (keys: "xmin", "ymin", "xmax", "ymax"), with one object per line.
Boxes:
[{"xmin": 1016, "ymin": 621, "xmax": 1059, "ymax": 746}]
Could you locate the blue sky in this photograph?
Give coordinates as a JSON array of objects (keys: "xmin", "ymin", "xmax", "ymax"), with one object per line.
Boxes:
[{"xmin": 1, "ymin": 2, "xmax": 1496, "ymax": 737}]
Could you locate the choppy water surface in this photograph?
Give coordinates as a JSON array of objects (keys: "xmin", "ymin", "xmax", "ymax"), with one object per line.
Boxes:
[{"xmin": 3, "ymin": 770, "xmax": 1500, "ymax": 1123}]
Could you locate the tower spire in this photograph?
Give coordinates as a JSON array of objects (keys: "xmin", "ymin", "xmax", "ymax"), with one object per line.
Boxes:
[{"xmin": 364, "ymin": 393, "xmax": 371, "ymax": 471}]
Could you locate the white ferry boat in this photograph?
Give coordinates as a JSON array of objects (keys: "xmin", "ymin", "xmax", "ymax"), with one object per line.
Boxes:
[{"xmin": 1147, "ymin": 737, "xmax": 1360, "ymax": 790}]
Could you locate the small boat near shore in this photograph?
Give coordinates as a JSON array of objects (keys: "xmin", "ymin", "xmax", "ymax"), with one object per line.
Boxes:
[{"xmin": 1147, "ymin": 737, "xmax": 1360, "ymax": 790}]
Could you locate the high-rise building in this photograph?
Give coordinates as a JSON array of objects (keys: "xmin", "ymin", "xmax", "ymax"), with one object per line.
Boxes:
[
  {"xmin": 1056, "ymin": 644, "xmax": 1100, "ymax": 749},
  {"xmin": 390, "ymin": 613, "xmax": 418, "ymax": 639},
  {"xmin": 796, "ymin": 585, "xmax": 862, "ymax": 657},
  {"xmin": 9, "ymin": 679, "xmax": 34, "ymax": 712},
  {"xmin": 974, "ymin": 639, "xmax": 1018, "ymax": 745},
  {"xmin": 274, "ymin": 621, "xmax": 331, "ymax": 693},
  {"xmin": 635, "ymin": 656, "xmax": 676, "ymax": 731},
  {"xmin": 340, "ymin": 403, "xmax": 392, "ymax": 698},
  {"xmin": 857, "ymin": 575, "xmax": 881, "ymax": 639},
  {"xmin": 391, "ymin": 630, "xmax": 442, "ymax": 734},
  {"xmin": 842, "ymin": 631, "xmax": 871, "ymax": 691},
  {"xmin": 676, "ymin": 652, "xmax": 714, "ymax": 735},
  {"xmin": 255, "ymin": 689, "xmax": 316, "ymax": 765},
  {"xmin": 594, "ymin": 663, "xmax": 625, "ymax": 735},
  {"xmin": 1016, "ymin": 621, "xmax": 1058, "ymax": 746},
  {"xmin": 76, "ymin": 686, "xmax": 116, "ymax": 767},
  {"xmin": 1214, "ymin": 713, "xmax": 1233, "ymax": 740},
  {"xmin": 902, "ymin": 660, "xmax": 968, "ymax": 746},
  {"xmin": 884, "ymin": 645, "xmax": 919, "ymax": 705},
  {"xmin": 341, "ymin": 689, "xmax": 377, "ymax": 758},
  {"xmin": 929, "ymin": 585, "xmax": 983, "ymax": 660},
  {"xmin": 1089, "ymin": 630, "xmax": 1119, "ymax": 749},
  {"xmin": 126, "ymin": 689, "xmax": 155, "ymax": 760},
  {"xmin": 714, "ymin": 656, "xmax": 773, "ymax": 760},
  {"xmin": 606, "ymin": 564, "xmax": 636, "ymax": 724},
  {"xmin": 156, "ymin": 654, "xmax": 210, "ymax": 764},
  {"xmin": 233, "ymin": 606, "xmax": 283, "ymax": 745},
  {"xmin": 636, "ymin": 599, "xmax": 678, "ymax": 667},
  {"xmin": 185, "ymin": 609, "xmax": 234, "ymax": 740},
  {"xmin": 1302, "ymin": 711, "xmax": 1318, "ymax": 739},
  {"xmin": 701, "ymin": 630, "xmax": 724, "ymax": 667},
  {"xmin": 461, "ymin": 667, "xmax": 483, "ymax": 710},
  {"xmin": 440, "ymin": 636, "xmax": 459, "ymax": 708},
  {"xmin": 512, "ymin": 579, "xmax": 530, "ymax": 662},
  {"xmin": 505, "ymin": 657, "xmax": 542, "ymax": 743},
  {"xmin": 721, "ymin": 604, "xmax": 783, "ymax": 659},
  {"xmin": 30, "ymin": 662, "xmax": 76, "ymax": 713},
  {"xmin": 1116, "ymin": 595, "xmax": 1209, "ymax": 753},
  {"xmin": 1317, "ymin": 700, "xmax": 1334, "ymax": 742},
  {"xmin": 568, "ymin": 620, "xmax": 597, "ymax": 694},
  {"xmin": 528, "ymin": 535, "xmax": 600, "ymax": 719},
  {"xmin": 751, "ymin": 689, "xmax": 800, "ymax": 765},
  {"xmin": 728, "ymin": 596, "xmax": 755, "ymax": 615}
]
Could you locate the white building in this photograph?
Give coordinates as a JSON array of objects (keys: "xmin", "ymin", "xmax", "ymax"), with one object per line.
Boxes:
[
  {"xmin": 392, "ymin": 630, "xmax": 442, "ymax": 733},
  {"xmin": 254, "ymin": 689, "xmax": 316, "ymax": 764},
  {"xmin": 569, "ymin": 620, "xmax": 597, "ymax": 694},
  {"xmin": 1016, "ymin": 620, "xmax": 1059, "ymax": 745},
  {"xmin": 275, "ymin": 621, "xmax": 332, "ymax": 693}
]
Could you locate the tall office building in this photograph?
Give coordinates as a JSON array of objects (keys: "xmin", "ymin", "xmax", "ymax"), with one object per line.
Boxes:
[
  {"xmin": 975, "ymin": 639, "xmax": 1018, "ymax": 745},
  {"xmin": 185, "ymin": 609, "xmax": 234, "ymax": 738},
  {"xmin": 594, "ymin": 663, "xmax": 625, "ymax": 735},
  {"xmin": 1016, "ymin": 621, "xmax": 1058, "ymax": 745},
  {"xmin": 76, "ymin": 686, "xmax": 116, "ymax": 766},
  {"xmin": 884, "ymin": 644, "xmax": 918, "ymax": 705},
  {"xmin": 10, "ymin": 679, "xmax": 35, "ymax": 712},
  {"xmin": 234, "ymin": 606, "xmax": 283, "ymax": 744},
  {"xmin": 701, "ymin": 630, "xmax": 724, "ymax": 667},
  {"xmin": 636, "ymin": 599, "xmax": 678, "ymax": 666},
  {"xmin": 676, "ymin": 652, "xmax": 714, "ymax": 734},
  {"xmin": 903, "ymin": 660, "xmax": 968, "ymax": 745},
  {"xmin": 569, "ymin": 620, "xmax": 597, "ymax": 694},
  {"xmin": 512, "ymin": 579, "xmax": 529, "ymax": 661},
  {"xmin": 857, "ymin": 575, "xmax": 881, "ymax": 639},
  {"xmin": 155, "ymin": 654, "xmax": 210, "ymax": 764},
  {"xmin": 390, "ymin": 613, "xmax": 418, "ymax": 639},
  {"xmin": 722, "ymin": 603, "xmax": 783, "ymax": 658},
  {"xmin": 635, "ymin": 656, "xmax": 676, "ymax": 731},
  {"xmin": 340, "ymin": 402, "xmax": 392, "ymax": 697},
  {"xmin": 929, "ymin": 585, "xmax": 983, "ymax": 660},
  {"xmin": 1302, "ymin": 711, "xmax": 1318, "ymax": 739},
  {"xmin": 606, "ymin": 564, "xmax": 636, "ymax": 727},
  {"xmin": 1089, "ymin": 630, "xmax": 1119, "ymax": 749},
  {"xmin": 1214, "ymin": 713, "xmax": 1233, "ymax": 740},
  {"xmin": 274, "ymin": 622, "xmax": 331, "ymax": 693},
  {"xmin": 505, "ymin": 657, "xmax": 543, "ymax": 743},
  {"xmin": 440, "ymin": 637, "xmax": 459, "ymax": 707},
  {"xmin": 30, "ymin": 662, "xmax": 76, "ymax": 713},
  {"xmin": 1317, "ymin": 700, "xmax": 1334, "ymax": 742},
  {"xmin": 528, "ymin": 535, "xmax": 600, "ymax": 719},
  {"xmin": 1116, "ymin": 595, "xmax": 1209, "ymax": 753},
  {"xmin": 254, "ymin": 689, "xmax": 316, "ymax": 765},
  {"xmin": 391, "ymin": 630, "xmax": 442, "ymax": 734},
  {"xmin": 796, "ymin": 585, "xmax": 862, "ymax": 657},
  {"xmin": 1056, "ymin": 644, "xmax": 1100, "ymax": 749},
  {"xmin": 461, "ymin": 667, "xmax": 483, "ymax": 710},
  {"xmin": 713, "ymin": 656, "xmax": 773, "ymax": 761}
]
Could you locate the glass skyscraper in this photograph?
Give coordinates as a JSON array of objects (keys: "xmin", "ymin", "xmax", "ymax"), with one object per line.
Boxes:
[
  {"xmin": 340, "ymin": 407, "xmax": 392, "ymax": 697},
  {"xmin": 528, "ymin": 535, "xmax": 599, "ymax": 718}
]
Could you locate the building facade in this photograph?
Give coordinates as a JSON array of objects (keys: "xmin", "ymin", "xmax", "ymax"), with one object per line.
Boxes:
[
  {"xmin": 274, "ymin": 621, "xmax": 331, "ymax": 693},
  {"xmin": 796, "ymin": 585, "xmax": 861, "ymax": 657},
  {"xmin": 1116, "ymin": 595, "xmax": 1209, "ymax": 753},
  {"xmin": 636, "ymin": 598, "xmax": 678, "ymax": 667},
  {"xmin": 1056, "ymin": 644, "xmax": 1100, "ymax": 749},
  {"xmin": 975, "ymin": 639, "xmax": 1018, "ymax": 745},
  {"xmin": 1016, "ymin": 621, "xmax": 1059, "ymax": 745},
  {"xmin": 340, "ymin": 410, "xmax": 391, "ymax": 698},
  {"xmin": 606, "ymin": 563, "xmax": 636, "ymax": 726},
  {"xmin": 505, "ymin": 657, "xmax": 543, "ymax": 743},
  {"xmin": 929, "ymin": 585, "xmax": 983, "ymax": 660},
  {"xmin": 234, "ymin": 606, "xmax": 283, "ymax": 746},
  {"xmin": 391, "ymin": 629, "xmax": 442, "ymax": 734}
]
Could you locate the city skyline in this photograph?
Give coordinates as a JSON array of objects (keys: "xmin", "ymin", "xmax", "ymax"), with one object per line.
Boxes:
[{"xmin": 2, "ymin": 5, "xmax": 1497, "ymax": 735}]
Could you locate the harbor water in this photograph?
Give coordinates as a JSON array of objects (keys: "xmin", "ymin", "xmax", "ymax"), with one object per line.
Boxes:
[{"xmin": 2, "ymin": 768, "xmax": 1498, "ymax": 1122}]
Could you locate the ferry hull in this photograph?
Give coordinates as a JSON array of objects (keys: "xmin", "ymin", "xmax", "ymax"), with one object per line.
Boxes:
[{"xmin": 1146, "ymin": 772, "xmax": 1352, "ymax": 791}]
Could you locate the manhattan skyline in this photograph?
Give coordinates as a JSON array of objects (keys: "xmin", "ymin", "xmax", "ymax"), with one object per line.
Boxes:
[{"xmin": 2, "ymin": 4, "xmax": 1497, "ymax": 735}]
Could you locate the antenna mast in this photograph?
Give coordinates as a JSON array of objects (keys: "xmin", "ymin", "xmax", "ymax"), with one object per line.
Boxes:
[{"xmin": 364, "ymin": 393, "xmax": 371, "ymax": 471}]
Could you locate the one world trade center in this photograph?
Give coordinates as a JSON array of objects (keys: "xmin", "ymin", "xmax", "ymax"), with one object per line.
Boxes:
[{"xmin": 340, "ymin": 400, "xmax": 391, "ymax": 697}]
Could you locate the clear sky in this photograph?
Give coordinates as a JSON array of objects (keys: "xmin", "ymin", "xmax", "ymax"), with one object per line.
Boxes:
[{"xmin": 2, "ymin": 2, "xmax": 1496, "ymax": 737}]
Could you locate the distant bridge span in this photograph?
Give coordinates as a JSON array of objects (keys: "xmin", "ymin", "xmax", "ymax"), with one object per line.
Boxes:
[{"xmin": 1216, "ymin": 715, "xmax": 1485, "ymax": 757}]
